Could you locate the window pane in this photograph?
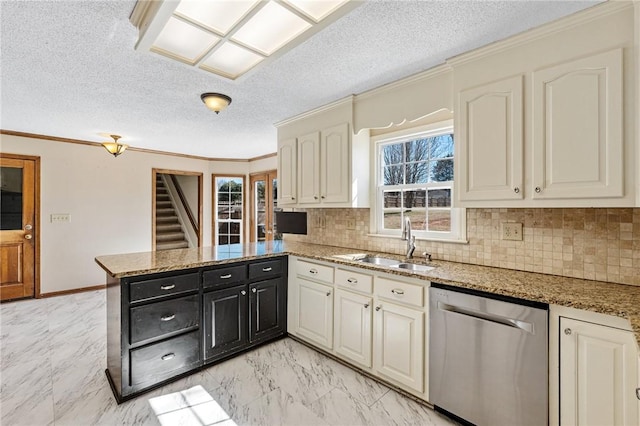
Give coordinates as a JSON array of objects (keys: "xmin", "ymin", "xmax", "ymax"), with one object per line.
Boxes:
[
  {"xmin": 0, "ymin": 167, "xmax": 23, "ymax": 230},
  {"xmin": 405, "ymin": 161, "xmax": 430, "ymax": 184},
  {"xmin": 382, "ymin": 143, "xmax": 403, "ymax": 166},
  {"xmin": 383, "ymin": 190, "xmax": 401, "ymax": 208},
  {"xmin": 430, "ymin": 134, "xmax": 454, "ymax": 159},
  {"xmin": 230, "ymin": 205, "xmax": 242, "ymax": 219},
  {"xmin": 229, "ymin": 235, "xmax": 240, "ymax": 244},
  {"xmin": 218, "ymin": 223, "xmax": 230, "ymax": 234},
  {"xmin": 405, "ymin": 209, "xmax": 426, "ymax": 231},
  {"xmin": 218, "ymin": 235, "xmax": 229, "ymax": 245},
  {"xmin": 403, "ymin": 189, "xmax": 426, "ymax": 231},
  {"xmin": 383, "ymin": 211, "xmax": 402, "ymax": 230},
  {"xmin": 428, "ymin": 210, "xmax": 451, "ymax": 232},
  {"xmin": 217, "ymin": 205, "xmax": 230, "ymax": 220},
  {"xmin": 428, "ymin": 189, "xmax": 451, "ymax": 207},
  {"xmin": 404, "ymin": 139, "xmax": 429, "ymax": 162},
  {"xmin": 431, "ymin": 158, "xmax": 454, "ymax": 182},
  {"xmin": 383, "ymin": 165, "xmax": 403, "ymax": 185},
  {"xmin": 230, "ymin": 222, "xmax": 240, "ymax": 234},
  {"xmin": 403, "ymin": 189, "xmax": 426, "ymax": 208}
]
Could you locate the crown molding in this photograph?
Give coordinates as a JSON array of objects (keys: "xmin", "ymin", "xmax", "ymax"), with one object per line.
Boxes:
[
  {"xmin": 0, "ymin": 130, "xmax": 275, "ymax": 163},
  {"xmin": 354, "ymin": 63, "xmax": 451, "ymax": 101},
  {"xmin": 273, "ymin": 95, "xmax": 355, "ymax": 128},
  {"xmin": 447, "ymin": 1, "xmax": 633, "ymax": 67}
]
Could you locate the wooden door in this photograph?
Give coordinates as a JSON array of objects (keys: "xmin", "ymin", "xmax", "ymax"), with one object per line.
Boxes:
[
  {"xmin": 296, "ymin": 278, "xmax": 333, "ymax": 349},
  {"xmin": 457, "ymin": 75, "xmax": 524, "ymax": 202},
  {"xmin": 276, "ymin": 138, "xmax": 296, "ymax": 206},
  {"xmin": 320, "ymin": 123, "xmax": 350, "ymax": 204},
  {"xmin": 249, "ymin": 278, "xmax": 284, "ymax": 343},
  {"xmin": 250, "ymin": 170, "xmax": 278, "ymax": 242},
  {"xmin": 374, "ymin": 301, "xmax": 424, "ymax": 392},
  {"xmin": 560, "ymin": 317, "xmax": 639, "ymax": 426},
  {"xmin": 532, "ymin": 48, "xmax": 623, "ymax": 199},
  {"xmin": 1, "ymin": 155, "xmax": 38, "ymax": 301},
  {"xmin": 334, "ymin": 289, "xmax": 372, "ymax": 368}
]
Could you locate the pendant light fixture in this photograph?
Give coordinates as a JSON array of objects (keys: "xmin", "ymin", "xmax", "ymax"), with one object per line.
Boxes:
[
  {"xmin": 102, "ymin": 134, "xmax": 129, "ymax": 157},
  {"xmin": 201, "ymin": 93, "xmax": 232, "ymax": 114}
]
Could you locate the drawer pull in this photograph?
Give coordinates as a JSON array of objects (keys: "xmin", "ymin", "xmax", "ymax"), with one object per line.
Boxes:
[
  {"xmin": 160, "ymin": 314, "xmax": 175, "ymax": 322},
  {"xmin": 241, "ymin": 290, "xmax": 247, "ymax": 296},
  {"xmin": 262, "ymin": 267, "xmax": 273, "ymax": 272},
  {"xmin": 391, "ymin": 288, "xmax": 405, "ymax": 296},
  {"xmin": 309, "ymin": 268, "xmax": 318, "ymax": 274},
  {"xmin": 252, "ymin": 288, "xmax": 257, "ymax": 293},
  {"xmin": 160, "ymin": 284, "xmax": 175, "ymax": 291},
  {"xmin": 347, "ymin": 278, "xmax": 358, "ymax": 284},
  {"xmin": 161, "ymin": 353, "xmax": 176, "ymax": 361},
  {"xmin": 220, "ymin": 274, "xmax": 232, "ymax": 279}
]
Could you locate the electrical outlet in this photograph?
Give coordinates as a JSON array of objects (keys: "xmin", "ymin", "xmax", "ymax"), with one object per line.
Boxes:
[
  {"xmin": 51, "ymin": 213, "xmax": 71, "ymax": 223},
  {"xmin": 502, "ymin": 222, "xmax": 522, "ymax": 241},
  {"xmin": 346, "ymin": 219, "xmax": 356, "ymax": 230}
]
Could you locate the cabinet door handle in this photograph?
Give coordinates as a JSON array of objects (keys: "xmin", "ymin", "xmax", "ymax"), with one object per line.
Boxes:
[
  {"xmin": 160, "ymin": 314, "xmax": 175, "ymax": 322},
  {"xmin": 291, "ymin": 197, "xmax": 295, "ymax": 200},
  {"xmin": 636, "ymin": 388, "xmax": 640, "ymax": 400},
  {"xmin": 314, "ymin": 195, "xmax": 318, "ymax": 200},
  {"xmin": 347, "ymin": 278, "xmax": 358, "ymax": 284},
  {"xmin": 309, "ymin": 269, "xmax": 318, "ymax": 275},
  {"xmin": 326, "ymin": 292, "xmax": 331, "ymax": 296},
  {"xmin": 241, "ymin": 290, "xmax": 246, "ymax": 296},
  {"xmin": 220, "ymin": 274, "xmax": 232, "ymax": 279},
  {"xmin": 262, "ymin": 267, "xmax": 272, "ymax": 272},
  {"xmin": 252, "ymin": 288, "xmax": 257, "ymax": 293},
  {"xmin": 514, "ymin": 187, "xmax": 520, "ymax": 193},
  {"xmin": 391, "ymin": 288, "xmax": 405, "ymax": 295},
  {"xmin": 564, "ymin": 328, "xmax": 572, "ymax": 335},
  {"xmin": 161, "ymin": 353, "xmax": 176, "ymax": 361},
  {"xmin": 321, "ymin": 195, "xmax": 325, "ymax": 199},
  {"xmin": 364, "ymin": 303, "xmax": 369, "ymax": 308},
  {"xmin": 535, "ymin": 186, "xmax": 541, "ymax": 193},
  {"xmin": 375, "ymin": 305, "xmax": 381, "ymax": 311},
  {"xmin": 160, "ymin": 284, "xmax": 175, "ymax": 291}
]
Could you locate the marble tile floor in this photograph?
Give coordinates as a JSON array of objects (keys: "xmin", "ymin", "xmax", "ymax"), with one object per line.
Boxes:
[{"xmin": 0, "ymin": 290, "xmax": 455, "ymax": 426}]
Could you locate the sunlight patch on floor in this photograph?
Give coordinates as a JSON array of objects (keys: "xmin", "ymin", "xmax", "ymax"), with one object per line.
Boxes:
[{"xmin": 148, "ymin": 385, "xmax": 237, "ymax": 426}]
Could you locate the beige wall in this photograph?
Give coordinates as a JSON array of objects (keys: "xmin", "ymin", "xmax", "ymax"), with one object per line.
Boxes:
[
  {"xmin": 286, "ymin": 208, "xmax": 640, "ymax": 287},
  {"xmin": 0, "ymin": 134, "xmax": 277, "ymax": 294}
]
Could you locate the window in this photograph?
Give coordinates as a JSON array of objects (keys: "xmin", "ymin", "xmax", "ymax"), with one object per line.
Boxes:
[
  {"xmin": 374, "ymin": 122, "xmax": 465, "ymax": 242},
  {"xmin": 213, "ymin": 175, "xmax": 244, "ymax": 245}
]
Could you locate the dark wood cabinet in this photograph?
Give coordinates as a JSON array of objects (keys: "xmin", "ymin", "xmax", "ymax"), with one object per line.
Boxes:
[{"xmin": 106, "ymin": 256, "xmax": 287, "ymax": 403}]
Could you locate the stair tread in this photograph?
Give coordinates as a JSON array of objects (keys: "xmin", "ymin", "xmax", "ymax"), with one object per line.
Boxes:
[{"xmin": 156, "ymin": 241, "xmax": 189, "ymax": 250}]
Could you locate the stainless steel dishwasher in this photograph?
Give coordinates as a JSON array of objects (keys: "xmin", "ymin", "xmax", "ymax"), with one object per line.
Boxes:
[{"xmin": 429, "ymin": 283, "xmax": 548, "ymax": 426}]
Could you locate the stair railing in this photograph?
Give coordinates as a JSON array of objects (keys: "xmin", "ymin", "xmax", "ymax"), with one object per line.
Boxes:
[{"xmin": 160, "ymin": 175, "xmax": 199, "ymax": 248}]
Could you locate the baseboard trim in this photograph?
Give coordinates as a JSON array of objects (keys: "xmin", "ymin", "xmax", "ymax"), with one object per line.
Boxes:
[{"xmin": 39, "ymin": 284, "xmax": 106, "ymax": 298}]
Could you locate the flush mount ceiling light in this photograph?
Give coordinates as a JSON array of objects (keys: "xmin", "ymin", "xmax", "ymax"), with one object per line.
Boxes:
[
  {"xmin": 130, "ymin": 0, "xmax": 360, "ymax": 81},
  {"xmin": 102, "ymin": 134, "xmax": 128, "ymax": 157},
  {"xmin": 201, "ymin": 93, "xmax": 232, "ymax": 114}
]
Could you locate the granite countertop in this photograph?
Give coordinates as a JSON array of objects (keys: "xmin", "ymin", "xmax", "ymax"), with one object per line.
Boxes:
[{"xmin": 96, "ymin": 241, "xmax": 640, "ymax": 346}]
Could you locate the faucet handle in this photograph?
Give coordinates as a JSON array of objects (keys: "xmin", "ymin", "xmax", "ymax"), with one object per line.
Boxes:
[{"xmin": 422, "ymin": 252, "xmax": 432, "ymax": 262}]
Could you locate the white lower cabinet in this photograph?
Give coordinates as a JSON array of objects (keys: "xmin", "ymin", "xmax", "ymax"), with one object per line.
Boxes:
[
  {"xmin": 559, "ymin": 317, "xmax": 639, "ymax": 426},
  {"xmin": 295, "ymin": 278, "xmax": 333, "ymax": 349},
  {"xmin": 373, "ymin": 301, "xmax": 424, "ymax": 393},
  {"xmin": 334, "ymin": 289, "xmax": 372, "ymax": 368}
]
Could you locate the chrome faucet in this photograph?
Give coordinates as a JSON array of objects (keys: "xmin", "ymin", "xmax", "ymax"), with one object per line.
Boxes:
[{"xmin": 402, "ymin": 216, "xmax": 416, "ymax": 259}]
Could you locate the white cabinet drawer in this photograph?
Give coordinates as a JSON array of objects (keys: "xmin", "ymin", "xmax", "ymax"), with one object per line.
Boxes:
[
  {"xmin": 375, "ymin": 277, "xmax": 424, "ymax": 308},
  {"xmin": 335, "ymin": 269, "xmax": 373, "ymax": 294},
  {"xmin": 296, "ymin": 259, "xmax": 334, "ymax": 284}
]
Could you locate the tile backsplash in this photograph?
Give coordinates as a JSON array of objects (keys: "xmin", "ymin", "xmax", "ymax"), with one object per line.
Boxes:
[{"xmin": 284, "ymin": 208, "xmax": 640, "ymax": 286}]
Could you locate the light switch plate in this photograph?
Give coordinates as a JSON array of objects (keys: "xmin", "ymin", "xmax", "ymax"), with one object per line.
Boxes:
[
  {"xmin": 502, "ymin": 222, "xmax": 522, "ymax": 241},
  {"xmin": 346, "ymin": 219, "xmax": 355, "ymax": 230},
  {"xmin": 51, "ymin": 213, "xmax": 71, "ymax": 223}
]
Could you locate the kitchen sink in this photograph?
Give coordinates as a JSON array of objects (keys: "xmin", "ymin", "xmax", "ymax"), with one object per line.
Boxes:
[
  {"xmin": 393, "ymin": 263, "xmax": 435, "ymax": 272},
  {"xmin": 358, "ymin": 256, "xmax": 401, "ymax": 267}
]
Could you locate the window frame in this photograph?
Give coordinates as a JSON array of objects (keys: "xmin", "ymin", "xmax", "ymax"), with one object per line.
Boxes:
[
  {"xmin": 370, "ymin": 120, "xmax": 467, "ymax": 243},
  {"xmin": 212, "ymin": 174, "xmax": 246, "ymax": 245}
]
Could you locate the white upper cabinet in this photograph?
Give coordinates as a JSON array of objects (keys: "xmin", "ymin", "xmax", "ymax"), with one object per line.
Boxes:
[
  {"xmin": 321, "ymin": 123, "xmax": 350, "ymax": 204},
  {"xmin": 458, "ymin": 75, "xmax": 524, "ymax": 202},
  {"xmin": 532, "ymin": 48, "xmax": 623, "ymax": 200},
  {"xmin": 277, "ymin": 138, "xmax": 297, "ymax": 205},
  {"xmin": 297, "ymin": 131, "xmax": 321, "ymax": 204}
]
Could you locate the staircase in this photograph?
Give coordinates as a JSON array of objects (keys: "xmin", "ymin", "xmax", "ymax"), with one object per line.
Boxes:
[{"xmin": 155, "ymin": 175, "xmax": 189, "ymax": 250}]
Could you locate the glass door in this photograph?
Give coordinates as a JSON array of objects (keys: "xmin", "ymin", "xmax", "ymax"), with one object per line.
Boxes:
[{"xmin": 250, "ymin": 170, "xmax": 279, "ymax": 242}]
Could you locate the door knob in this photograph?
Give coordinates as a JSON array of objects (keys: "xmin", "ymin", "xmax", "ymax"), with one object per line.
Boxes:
[{"xmin": 24, "ymin": 234, "xmax": 32, "ymax": 240}]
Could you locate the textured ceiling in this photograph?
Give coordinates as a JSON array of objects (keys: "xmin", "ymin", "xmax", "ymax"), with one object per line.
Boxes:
[{"xmin": 1, "ymin": 1, "xmax": 600, "ymax": 159}]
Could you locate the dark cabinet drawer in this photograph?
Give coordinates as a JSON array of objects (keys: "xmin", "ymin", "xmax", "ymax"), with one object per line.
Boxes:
[
  {"xmin": 249, "ymin": 258, "xmax": 283, "ymax": 280},
  {"xmin": 130, "ymin": 295, "xmax": 199, "ymax": 345},
  {"xmin": 129, "ymin": 272, "xmax": 199, "ymax": 302},
  {"xmin": 130, "ymin": 331, "xmax": 200, "ymax": 386},
  {"xmin": 203, "ymin": 264, "xmax": 247, "ymax": 289}
]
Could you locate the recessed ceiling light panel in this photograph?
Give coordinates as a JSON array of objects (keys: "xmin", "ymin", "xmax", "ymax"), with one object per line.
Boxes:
[
  {"xmin": 231, "ymin": 1, "xmax": 312, "ymax": 56},
  {"xmin": 152, "ymin": 17, "xmax": 220, "ymax": 63},
  {"xmin": 283, "ymin": 0, "xmax": 350, "ymax": 22},
  {"xmin": 201, "ymin": 42, "xmax": 264, "ymax": 79},
  {"xmin": 175, "ymin": 0, "xmax": 260, "ymax": 35}
]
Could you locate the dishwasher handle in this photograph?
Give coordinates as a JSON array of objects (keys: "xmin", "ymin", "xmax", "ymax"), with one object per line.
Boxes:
[{"xmin": 437, "ymin": 301, "xmax": 535, "ymax": 333}]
